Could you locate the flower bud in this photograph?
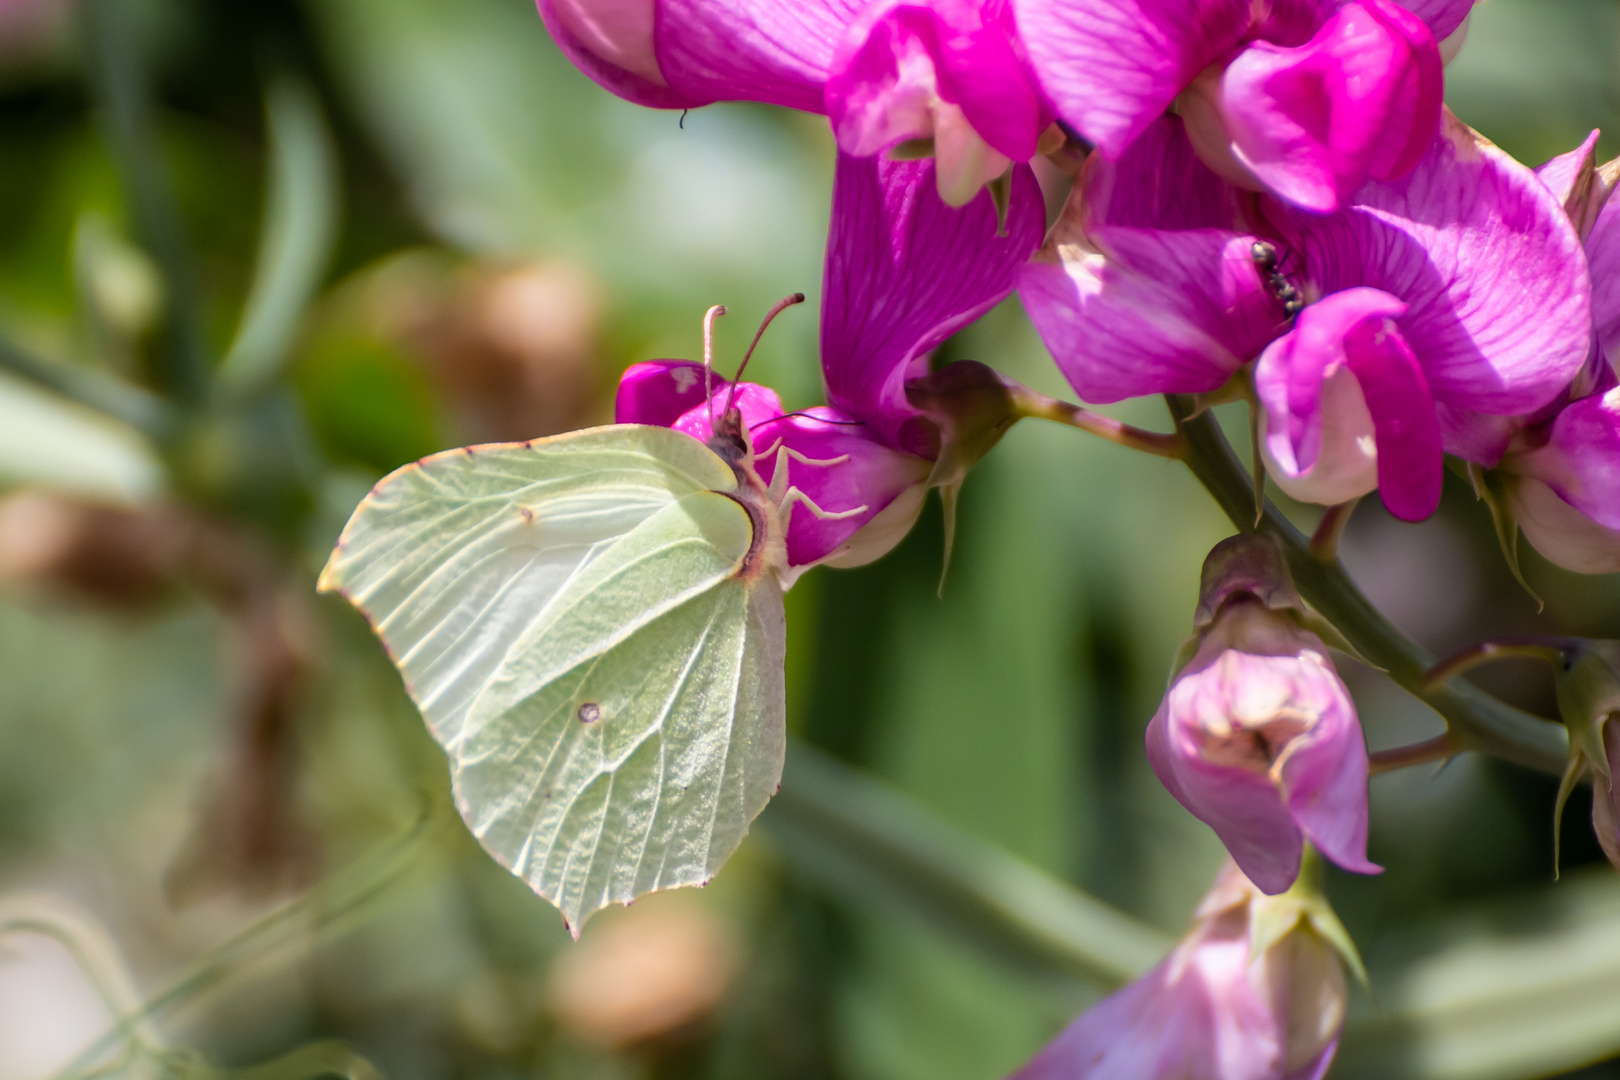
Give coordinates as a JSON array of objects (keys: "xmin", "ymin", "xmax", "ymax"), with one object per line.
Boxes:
[
  {"xmin": 1008, "ymin": 861, "xmax": 1351, "ymax": 1080},
  {"xmin": 1149, "ymin": 537, "xmax": 1379, "ymax": 895},
  {"xmin": 1550, "ymin": 640, "xmax": 1620, "ymax": 871}
]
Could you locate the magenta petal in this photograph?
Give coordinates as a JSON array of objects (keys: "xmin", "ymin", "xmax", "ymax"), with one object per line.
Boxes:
[
  {"xmin": 615, "ymin": 360, "xmax": 718, "ymax": 426},
  {"xmin": 1392, "ymin": 0, "xmax": 1475, "ymax": 40},
  {"xmin": 1277, "ymin": 113, "xmax": 1592, "ymax": 417},
  {"xmin": 1024, "ymin": 227, "xmax": 1279, "ymax": 404},
  {"xmin": 1147, "ymin": 701, "xmax": 1305, "ymax": 896},
  {"xmin": 1588, "ymin": 183, "xmax": 1620, "ymax": 367},
  {"xmin": 821, "ymin": 152, "xmax": 1043, "ymax": 453},
  {"xmin": 654, "ymin": 0, "xmax": 862, "ymax": 112},
  {"xmin": 1220, "ymin": 0, "xmax": 1441, "ymax": 212},
  {"xmin": 1085, "ymin": 114, "xmax": 1250, "ymax": 232},
  {"xmin": 1341, "ymin": 311, "xmax": 1443, "ymax": 521},
  {"xmin": 537, "ymin": 0, "xmax": 703, "ymax": 109},
  {"xmin": 827, "ymin": 0, "xmax": 1044, "ymax": 161},
  {"xmin": 751, "ymin": 407, "xmax": 932, "ymax": 566},
  {"xmin": 1516, "ymin": 389, "xmax": 1620, "ymax": 533},
  {"xmin": 1010, "ymin": 0, "xmax": 1253, "ymax": 158}
]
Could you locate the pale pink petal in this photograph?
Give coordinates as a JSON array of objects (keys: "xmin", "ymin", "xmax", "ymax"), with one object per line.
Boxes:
[
  {"xmin": 1147, "ymin": 694, "xmax": 1307, "ymax": 897},
  {"xmin": 1274, "ymin": 659, "xmax": 1380, "ymax": 875}
]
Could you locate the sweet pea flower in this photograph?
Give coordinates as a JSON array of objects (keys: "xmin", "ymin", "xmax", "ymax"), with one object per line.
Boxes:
[
  {"xmin": 1455, "ymin": 135, "xmax": 1620, "ymax": 574},
  {"xmin": 616, "ymin": 152, "xmax": 1044, "ymax": 572},
  {"xmin": 537, "ymin": 0, "xmax": 1055, "ymax": 204},
  {"xmin": 1020, "ymin": 112, "xmax": 1591, "ymax": 522},
  {"xmin": 1147, "ymin": 536, "xmax": 1378, "ymax": 894},
  {"xmin": 1013, "ymin": 0, "xmax": 1472, "ymax": 212},
  {"xmin": 1009, "ymin": 861, "xmax": 1352, "ymax": 1080}
]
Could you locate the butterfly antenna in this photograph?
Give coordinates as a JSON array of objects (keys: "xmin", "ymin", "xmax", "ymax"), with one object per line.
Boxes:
[
  {"xmin": 725, "ymin": 293, "xmax": 805, "ymax": 414},
  {"xmin": 702, "ymin": 304, "xmax": 727, "ymax": 429}
]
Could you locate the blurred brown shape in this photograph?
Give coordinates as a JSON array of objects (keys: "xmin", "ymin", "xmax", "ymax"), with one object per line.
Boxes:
[
  {"xmin": 0, "ymin": 491, "xmax": 190, "ymax": 608},
  {"xmin": 361, "ymin": 253, "xmax": 607, "ymax": 443},
  {"xmin": 0, "ymin": 489, "xmax": 317, "ymax": 904},
  {"xmin": 545, "ymin": 896, "xmax": 736, "ymax": 1050}
]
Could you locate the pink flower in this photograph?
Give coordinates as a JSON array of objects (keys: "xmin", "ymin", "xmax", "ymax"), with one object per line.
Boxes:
[
  {"xmin": 537, "ymin": 0, "xmax": 1054, "ymax": 205},
  {"xmin": 1019, "ymin": 112, "xmax": 1592, "ymax": 521},
  {"xmin": 1012, "ymin": 0, "xmax": 1468, "ymax": 212},
  {"xmin": 1596, "ymin": 717, "xmax": 1620, "ymax": 870},
  {"xmin": 1009, "ymin": 862, "xmax": 1348, "ymax": 1080},
  {"xmin": 616, "ymin": 152, "xmax": 1044, "ymax": 570},
  {"xmin": 1498, "ymin": 385, "xmax": 1620, "ymax": 574},
  {"xmin": 1147, "ymin": 537, "xmax": 1378, "ymax": 894}
]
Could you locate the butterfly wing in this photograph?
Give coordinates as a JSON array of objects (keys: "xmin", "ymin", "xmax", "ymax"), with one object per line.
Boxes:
[{"xmin": 319, "ymin": 425, "xmax": 786, "ymax": 931}]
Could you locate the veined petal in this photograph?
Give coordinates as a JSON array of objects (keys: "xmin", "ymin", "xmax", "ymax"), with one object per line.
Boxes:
[
  {"xmin": 1275, "ymin": 112, "xmax": 1592, "ymax": 417},
  {"xmin": 821, "ymin": 152, "xmax": 1043, "ymax": 453},
  {"xmin": 1009, "ymin": 0, "xmax": 1253, "ymax": 158},
  {"xmin": 1084, "ymin": 114, "xmax": 1250, "ymax": 232},
  {"xmin": 1022, "ymin": 226, "xmax": 1278, "ymax": 403},
  {"xmin": 654, "ymin": 0, "xmax": 863, "ymax": 112},
  {"xmin": 1221, "ymin": 0, "xmax": 1441, "ymax": 212}
]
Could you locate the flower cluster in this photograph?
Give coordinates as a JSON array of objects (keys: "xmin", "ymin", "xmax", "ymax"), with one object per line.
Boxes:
[{"xmin": 543, "ymin": 0, "xmax": 1620, "ymax": 1074}]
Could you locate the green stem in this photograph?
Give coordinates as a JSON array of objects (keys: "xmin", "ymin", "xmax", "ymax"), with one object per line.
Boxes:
[
  {"xmin": 0, "ymin": 331, "xmax": 172, "ymax": 439},
  {"xmin": 82, "ymin": 0, "xmax": 211, "ymax": 407},
  {"xmin": 1019, "ymin": 396, "xmax": 1186, "ymax": 460},
  {"xmin": 1166, "ymin": 395, "xmax": 1568, "ymax": 777},
  {"xmin": 764, "ymin": 740, "xmax": 1172, "ymax": 989}
]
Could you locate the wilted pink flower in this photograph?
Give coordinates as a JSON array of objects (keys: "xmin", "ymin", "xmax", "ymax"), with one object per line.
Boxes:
[
  {"xmin": 1146, "ymin": 537, "xmax": 1378, "ymax": 894},
  {"xmin": 537, "ymin": 0, "xmax": 1054, "ymax": 205},
  {"xmin": 1020, "ymin": 112, "xmax": 1591, "ymax": 522},
  {"xmin": 617, "ymin": 152, "xmax": 1043, "ymax": 570},
  {"xmin": 1012, "ymin": 0, "xmax": 1470, "ymax": 212},
  {"xmin": 1009, "ymin": 862, "xmax": 1348, "ymax": 1080}
]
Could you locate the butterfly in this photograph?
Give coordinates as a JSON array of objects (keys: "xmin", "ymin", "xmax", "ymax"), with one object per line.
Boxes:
[{"xmin": 316, "ymin": 296, "xmax": 872, "ymax": 933}]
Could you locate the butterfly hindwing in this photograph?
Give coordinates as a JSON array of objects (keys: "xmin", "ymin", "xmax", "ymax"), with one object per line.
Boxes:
[{"xmin": 320, "ymin": 425, "xmax": 787, "ymax": 931}]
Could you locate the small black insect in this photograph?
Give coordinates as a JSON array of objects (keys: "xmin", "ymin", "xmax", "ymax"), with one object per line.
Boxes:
[{"xmin": 1250, "ymin": 241, "xmax": 1305, "ymax": 319}]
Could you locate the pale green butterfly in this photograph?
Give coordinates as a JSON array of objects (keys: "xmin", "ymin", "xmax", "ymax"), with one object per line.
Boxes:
[{"xmin": 318, "ymin": 298, "xmax": 864, "ymax": 933}]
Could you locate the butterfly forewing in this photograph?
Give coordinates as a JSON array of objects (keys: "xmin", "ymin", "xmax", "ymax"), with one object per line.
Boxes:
[{"xmin": 320, "ymin": 425, "xmax": 787, "ymax": 931}]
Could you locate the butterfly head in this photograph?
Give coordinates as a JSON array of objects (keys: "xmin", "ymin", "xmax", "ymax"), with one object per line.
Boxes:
[{"xmin": 700, "ymin": 293, "xmax": 806, "ymax": 465}]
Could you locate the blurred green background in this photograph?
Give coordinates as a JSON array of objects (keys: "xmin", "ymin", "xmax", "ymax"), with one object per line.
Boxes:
[{"xmin": 2, "ymin": 0, "xmax": 1620, "ymax": 1077}]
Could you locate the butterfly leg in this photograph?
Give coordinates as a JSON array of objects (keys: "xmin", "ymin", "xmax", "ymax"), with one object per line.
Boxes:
[
  {"xmin": 765, "ymin": 443, "xmax": 852, "ymax": 504},
  {"xmin": 778, "ymin": 486, "xmax": 868, "ymax": 523}
]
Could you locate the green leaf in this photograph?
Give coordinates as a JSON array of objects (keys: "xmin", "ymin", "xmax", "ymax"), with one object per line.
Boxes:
[
  {"xmin": 319, "ymin": 425, "xmax": 787, "ymax": 932},
  {"xmin": 218, "ymin": 77, "xmax": 340, "ymax": 401},
  {"xmin": 1337, "ymin": 869, "xmax": 1620, "ymax": 1079}
]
